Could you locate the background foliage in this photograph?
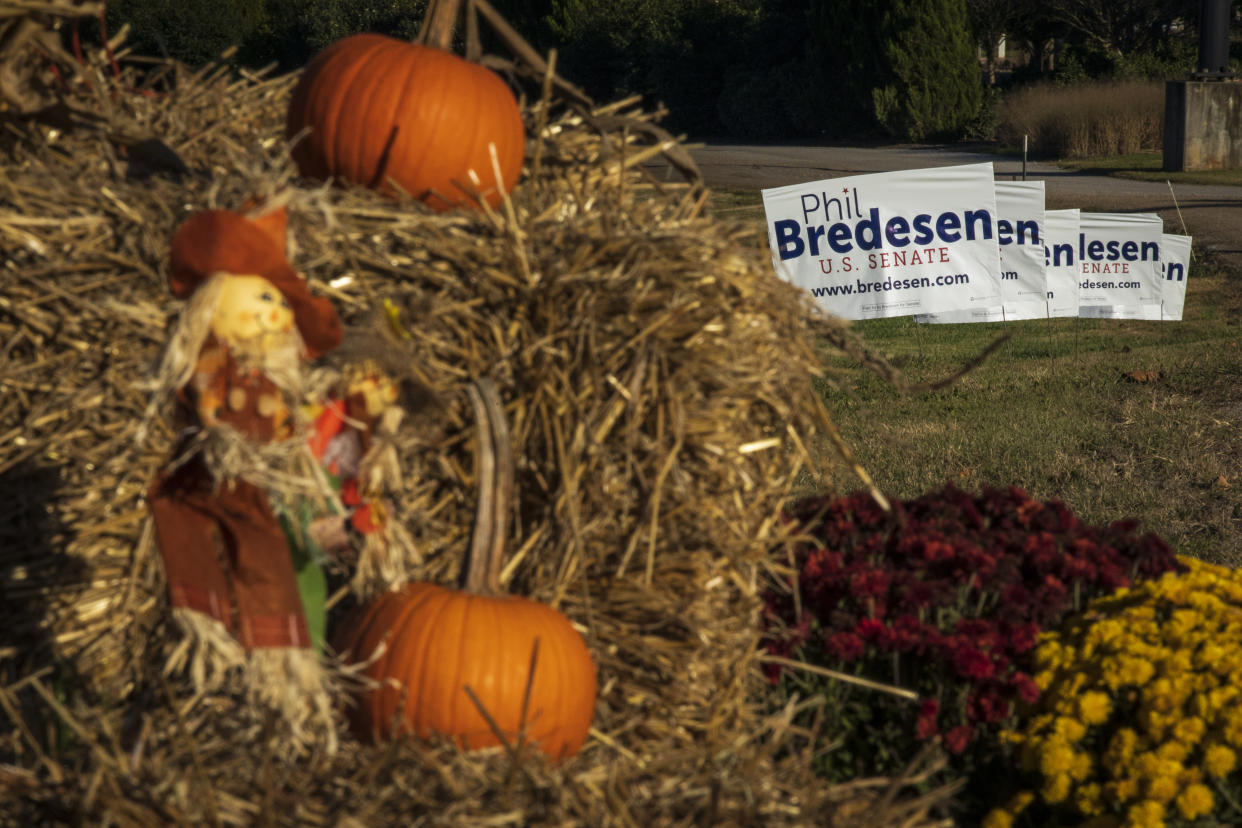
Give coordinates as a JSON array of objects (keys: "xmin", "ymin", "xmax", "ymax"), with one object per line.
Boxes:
[{"xmin": 100, "ymin": 0, "xmax": 1232, "ymax": 142}]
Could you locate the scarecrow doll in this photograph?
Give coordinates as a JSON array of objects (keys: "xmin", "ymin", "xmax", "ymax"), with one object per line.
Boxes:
[
  {"xmin": 304, "ymin": 357, "xmax": 419, "ymax": 597},
  {"xmin": 145, "ymin": 204, "xmax": 352, "ymax": 746}
]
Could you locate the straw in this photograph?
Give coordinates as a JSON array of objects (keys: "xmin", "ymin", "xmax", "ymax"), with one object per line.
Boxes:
[{"xmin": 0, "ymin": 12, "xmax": 960, "ymax": 826}]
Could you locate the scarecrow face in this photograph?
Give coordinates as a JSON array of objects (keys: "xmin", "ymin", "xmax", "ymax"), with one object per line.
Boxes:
[{"xmin": 210, "ymin": 273, "xmax": 295, "ymax": 348}]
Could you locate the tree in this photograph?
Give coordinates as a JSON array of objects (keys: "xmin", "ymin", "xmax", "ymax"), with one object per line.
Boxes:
[
  {"xmin": 537, "ymin": 0, "xmax": 682, "ymax": 103},
  {"xmin": 966, "ymin": 0, "xmax": 1042, "ymax": 83},
  {"xmin": 106, "ymin": 0, "xmax": 432, "ymax": 71},
  {"xmin": 807, "ymin": 0, "xmax": 884, "ymax": 135},
  {"xmin": 248, "ymin": 0, "xmax": 428, "ymax": 71},
  {"xmin": 809, "ymin": 0, "xmax": 983, "ymax": 141},
  {"xmin": 1044, "ymin": 0, "xmax": 1194, "ymax": 58},
  {"xmin": 106, "ymin": 0, "xmax": 268, "ymax": 67},
  {"xmin": 534, "ymin": 0, "xmax": 788, "ymax": 138}
]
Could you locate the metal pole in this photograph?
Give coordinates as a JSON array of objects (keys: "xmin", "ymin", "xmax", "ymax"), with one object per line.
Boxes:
[
  {"xmin": 1195, "ymin": 0, "xmax": 1235, "ymax": 79},
  {"xmin": 1022, "ymin": 134, "xmax": 1028, "ymax": 180}
]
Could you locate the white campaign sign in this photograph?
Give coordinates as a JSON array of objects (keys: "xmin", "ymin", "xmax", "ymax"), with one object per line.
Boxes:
[
  {"xmin": 995, "ymin": 180, "xmax": 1048, "ymax": 319},
  {"xmin": 1044, "ymin": 209, "xmax": 1080, "ymax": 318},
  {"xmin": 1077, "ymin": 212, "xmax": 1163, "ymax": 319},
  {"xmin": 1157, "ymin": 234, "xmax": 1192, "ymax": 321},
  {"xmin": 916, "ymin": 180, "xmax": 1046, "ymax": 323},
  {"xmin": 762, "ymin": 163, "xmax": 1002, "ymax": 320}
]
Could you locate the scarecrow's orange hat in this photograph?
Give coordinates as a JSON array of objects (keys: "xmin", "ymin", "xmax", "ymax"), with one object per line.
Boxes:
[{"xmin": 168, "ymin": 208, "xmax": 342, "ymax": 358}]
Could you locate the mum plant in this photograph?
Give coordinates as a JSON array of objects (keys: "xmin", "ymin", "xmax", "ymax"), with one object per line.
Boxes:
[
  {"xmin": 988, "ymin": 557, "xmax": 1242, "ymax": 828},
  {"xmin": 763, "ymin": 484, "xmax": 1182, "ymax": 792}
]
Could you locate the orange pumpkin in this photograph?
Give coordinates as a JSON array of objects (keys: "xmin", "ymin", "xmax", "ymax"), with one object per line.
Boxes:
[
  {"xmin": 333, "ymin": 380, "xmax": 596, "ymax": 759},
  {"xmin": 334, "ymin": 583, "xmax": 597, "ymax": 759},
  {"xmin": 286, "ymin": 33, "xmax": 525, "ymax": 211}
]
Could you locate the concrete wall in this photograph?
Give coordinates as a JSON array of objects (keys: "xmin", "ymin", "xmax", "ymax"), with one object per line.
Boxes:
[{"xmin": 1164, "ymin": 81, "xmax": 1242, "ymax": 171}]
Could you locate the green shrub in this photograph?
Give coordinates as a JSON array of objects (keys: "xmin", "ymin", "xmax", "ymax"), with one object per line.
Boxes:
[
  {"xmin": 106, "ymin": 0, "xmax": 267, "ymax": 67},
  {"xmin": 962, "ymin": 84, "xmax": 1002, "ymax": 142},
  {"xmin": 807, "ymin": 0, "xmax": 982, "ymax": 141},
  {"xmin": 717, "ymin": 60, "xmax": 815, "ymax": 140},
  {"xmin": 997, "ymin": 80, "xmax": 1164, "ymax": 159},
  {"xmin": 106, "ymin": 0, "xmax": 430, "ymax": 71},
  {"xmin": 1112, "ymin": 40, "xmax": 1197, "ymax": 81},
  {"xmin": 718, "ymin": 66, "xmax": 792, "ymax": 141}
]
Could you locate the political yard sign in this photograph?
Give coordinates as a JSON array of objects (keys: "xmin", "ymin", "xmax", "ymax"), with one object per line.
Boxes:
[
  {"xmin": 1044, "ymin": 209, "xmax": 1081, "ymax": 319},
  {"xmin": 1076, "ymin": 212, "xmax": 1163, "ymax": 320},
  {"xmin": 762, "ymin": 163, "xmax": 1002, "ymax": 320},
  {"xmin": 916, "ymin": 180, "xmax": 1046, "ymax": 324},
  {"xmin": 1157, "ymin": 234, "xmax": 1192, "ymax": 321}
]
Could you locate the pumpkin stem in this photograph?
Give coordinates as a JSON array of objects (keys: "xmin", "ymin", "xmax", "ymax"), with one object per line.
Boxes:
[
  {"xmin": 418, "ymin": 0, "xmax": 464, "ymax": 51},
  {"xmin": 463, "ymin": 378, "xmax": 510, "ymax": 594}
]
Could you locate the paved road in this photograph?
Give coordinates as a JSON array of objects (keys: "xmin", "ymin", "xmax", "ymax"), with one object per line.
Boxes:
[{"xmin": 656, "ymin": 144, "xmax": 1242, "ymax": 266}]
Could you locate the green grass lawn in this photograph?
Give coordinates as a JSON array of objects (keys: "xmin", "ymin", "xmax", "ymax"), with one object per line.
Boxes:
[
  {"xmin": 822, "ymin": 266, "xmax": 1242, "ymax": 567},
  {"xmin": 707, "ymin": 189, "xmax": 1242, "ymax": 567},
  {"xmin": 1053, "ymin": 151, "xmax": 1242, "ymax": 186}
]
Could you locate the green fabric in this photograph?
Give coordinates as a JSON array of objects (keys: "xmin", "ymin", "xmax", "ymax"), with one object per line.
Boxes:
[{"xmin": 275, "ymin": 500, "xmax": 328, "ymax": 654}]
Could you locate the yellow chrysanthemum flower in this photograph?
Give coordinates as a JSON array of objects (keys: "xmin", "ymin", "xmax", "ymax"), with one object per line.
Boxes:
[
  {"xmin": 1117, "ymin": 657, "xmax": 1155, "ymax": 687},
  {"xmin": 1227, "ymin": 660, "xmax": 1242, "ymax": 683},
  {"xmin": 1107, "ymin": 728, "xmax": 1140, "ymax": 766},
  {"xmin": 1078, "ymin": 691, "xmax": 1112, "ymax": 726},
  {"xmin": 1140, "ymin": 709, "xmax": 1172, "ymax": 742},
  {"xmin": 1007, "ymin": 791, "xmax": 1035, "ymax": 813},
  {"xmin": 1204, "ymin": 744, "xmax": 1237, "ymax": 777},
  {"xmin": 1188, "ymin": 590, "xmax": 1226, "ymax": 614},
  {"xmin": 1053, "ymin": 696, "xmax": 1079, "ymax": 717},
  {"xmin": 1132, "ymin": 751, "xmax": 1167, "ymax": 781},
  {"xmin": 1040, "ymin": 741, "xmax": 1076, "ymax": 776},
  {"xmin": 1165, "ymin": 649, "xmax": 1194, "ymax": 675},
  {"xmin": 1165, "ymin": 608, "xmax": 1200, "ymax": 642},
  {"xmin": 1197, "ymin": 645, "xmax": 1227, "ymax": 670},
  {"xmin": 1223, "ymin": 708, "xmax": 1242, "ymax": 748},
  {"xmin": 1143, "ymin": 677, "xmax": 1179, "ymax": 713},
  {"xmin": 1051, "ymin": 716, "xmax": 1087, "ymax": 743},
  {"xmin": 1037, "ymin": 641, "xmax": 1076, "ymax": 671},
  {"xmin": 1090, "ymin": 619, "xmax": 1125, "ymax": 647},
  {"xmin": 1124, "ymin": 798, "xmax": 1165, "ymax": 828},
  {"xmin": 995, "ymin": 560, "xmax": 1242, "ymax": 827},
  {"xmin": 1071, "ymin": 751, "xmax": 1093, "ymax": 782},
  {"xmin": 1106, "ymin": 777, "xmax": 1140, "ymax": 806},
  {"xmin": 980, "ymin": 810, "xmax": 1012, "ymax": 828},
  {"xmin": 1076, "ymin": 782, "xmax": 1104, "ymax": 816},
  {"xmin": 1171, "ymin": 716, "xmax": 1205, "ymax": 745},
  {"xmin": 1220, "ymin": 582, "xmax": 1242, "ymax": 603},
  {"xmin": 1144, "ymin": 772, "xmax": 1179, "ymax": 803},
  {"xmin": 1206, "ymin": 686, "xmax": 1238, "ymax": 715},
  {"xmin": 1175, "ymin": 783, "xmax": 1214, "ymax": 820},
  {"xmin": 1041, "ymin": 772, "xmax": 1072, "ymax": 804},
  {"xmin": 1027, "ymin": 713, "xmax": 1054, "ymax": 734},
  {"xmin": 1156, "ymin": 578, "xmax": 1191, "ymax": 605},
  {"xmin": 1155, "ymin": 740, "xmax": 1189, "ymax": 763}
]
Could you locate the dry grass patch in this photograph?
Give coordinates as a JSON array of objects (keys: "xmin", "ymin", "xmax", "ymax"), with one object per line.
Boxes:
[{"xmin": 998, "ymin": 80, "xmax": 1164, "ymax": 159}]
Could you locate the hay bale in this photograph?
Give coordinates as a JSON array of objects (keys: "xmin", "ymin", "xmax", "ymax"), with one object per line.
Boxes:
[{"xmin": 0, "ymin": 32, "xmax": 955, "ymax": 827}]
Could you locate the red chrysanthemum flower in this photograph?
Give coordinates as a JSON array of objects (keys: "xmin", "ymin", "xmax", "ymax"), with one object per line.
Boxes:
[
  {"xmin": 944, "ymin": 724, "xmax": 973, "ymax": 754},
  {"xmin": 952, "ymin": 645, "xmax": 995, "ymax": 680},
  {"xmin": 1010, "ymin": 672, "xmax": 1040, "ymax": 705},
  {"xmin": 915, "ymin": 699, "xmax": 940, "ymax": 740},
  {"xmin": 824, "ymin": 631, "xmax": 865, "ymax": 662}
]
